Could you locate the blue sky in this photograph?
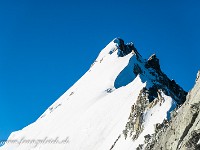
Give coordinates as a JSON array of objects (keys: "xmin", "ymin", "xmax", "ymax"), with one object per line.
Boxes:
[{"xmin": 0, "ymin": 0, "xmax": 199, "ymax": 141}]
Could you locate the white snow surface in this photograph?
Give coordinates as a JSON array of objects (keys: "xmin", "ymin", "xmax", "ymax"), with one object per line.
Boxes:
[{"xmin": 0, "ymin": 39, "xmax": 176, "ymax": 150}]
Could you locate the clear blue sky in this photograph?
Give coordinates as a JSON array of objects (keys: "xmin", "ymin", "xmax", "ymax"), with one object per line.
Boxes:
[{"xmin": 0, "ymin": 0, "xmax": 199, "ymax": 140}]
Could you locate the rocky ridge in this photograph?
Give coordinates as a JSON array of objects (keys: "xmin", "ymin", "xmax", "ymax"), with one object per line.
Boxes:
[
  {"xmin": 113, "ymin": 38, "xmax": 187, "ymax": 141},
  {"xmin": 115, "ymin": 38, "xmax": 187, "ymax": 104},
  {"xmin": 108, "ymin": 38, "xmax": 188, "ymax": 147},
  {"xmin": 140, "ymin": 70, "xmax": 200, "ymax": 150}
]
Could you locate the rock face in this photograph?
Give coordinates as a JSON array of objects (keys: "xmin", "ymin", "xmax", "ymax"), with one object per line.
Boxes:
[
  {"xmin": 143, "ymin": 70, "xmax": 200, "ymax": 150},
  {"xmin": 121, "ymin": 45, "xmax": 187, "ymax": 143}
]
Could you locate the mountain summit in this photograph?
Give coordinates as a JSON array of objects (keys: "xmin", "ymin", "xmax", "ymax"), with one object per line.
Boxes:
[{"xmin": 0, "ymin": 38, "xmax": 187, "ymax": 150}]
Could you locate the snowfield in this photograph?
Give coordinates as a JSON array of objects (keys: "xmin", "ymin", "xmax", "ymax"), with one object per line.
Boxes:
[{"xmin": 0, "ymin": 39, "xmax": 177, "ymax": 150}]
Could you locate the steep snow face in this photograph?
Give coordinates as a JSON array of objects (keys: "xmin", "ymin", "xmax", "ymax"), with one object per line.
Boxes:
[{"xmin": 0, "ymin": 38, "xmax": 182, "ymax": 150}]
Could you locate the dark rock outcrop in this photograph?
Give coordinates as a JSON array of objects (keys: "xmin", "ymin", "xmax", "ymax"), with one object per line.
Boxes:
[
  {"xmin": 145, "ymin": 54, "xmax": 161, "ymax": 74},
  {"xmin": 113, "ymin": 38, "xmax": 141, "ymax": 58}
]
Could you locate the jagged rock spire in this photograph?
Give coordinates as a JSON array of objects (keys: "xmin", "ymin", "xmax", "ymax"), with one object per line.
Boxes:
[{"xmin": 145, "ymin": 54, "xmax": 161, "ymax": 73}]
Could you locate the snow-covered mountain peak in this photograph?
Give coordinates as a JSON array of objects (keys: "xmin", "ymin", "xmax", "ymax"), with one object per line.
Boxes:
[
  {"xmin": 0, "ymin": 38, "xmax": 187, "ymax": 150},
  {"xmin": 95, "ymin": 38, "xmax": 141, "ymax": 63}
]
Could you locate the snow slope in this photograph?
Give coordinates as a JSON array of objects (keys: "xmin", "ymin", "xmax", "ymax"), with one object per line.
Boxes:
[{"xmin": 0, "ymin": 38, "xmax": 180, "ymax": 150}]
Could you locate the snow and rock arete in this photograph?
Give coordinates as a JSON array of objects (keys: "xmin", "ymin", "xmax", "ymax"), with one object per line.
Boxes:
[{"xmin": 0, "ymin": 38, "xmax": 187, "ymax": 150}]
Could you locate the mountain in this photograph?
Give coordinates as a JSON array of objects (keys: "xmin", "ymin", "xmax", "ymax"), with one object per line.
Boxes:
[{"xmin": 0, "ymin": 38, "xmax": 187, "ymax": 150}]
